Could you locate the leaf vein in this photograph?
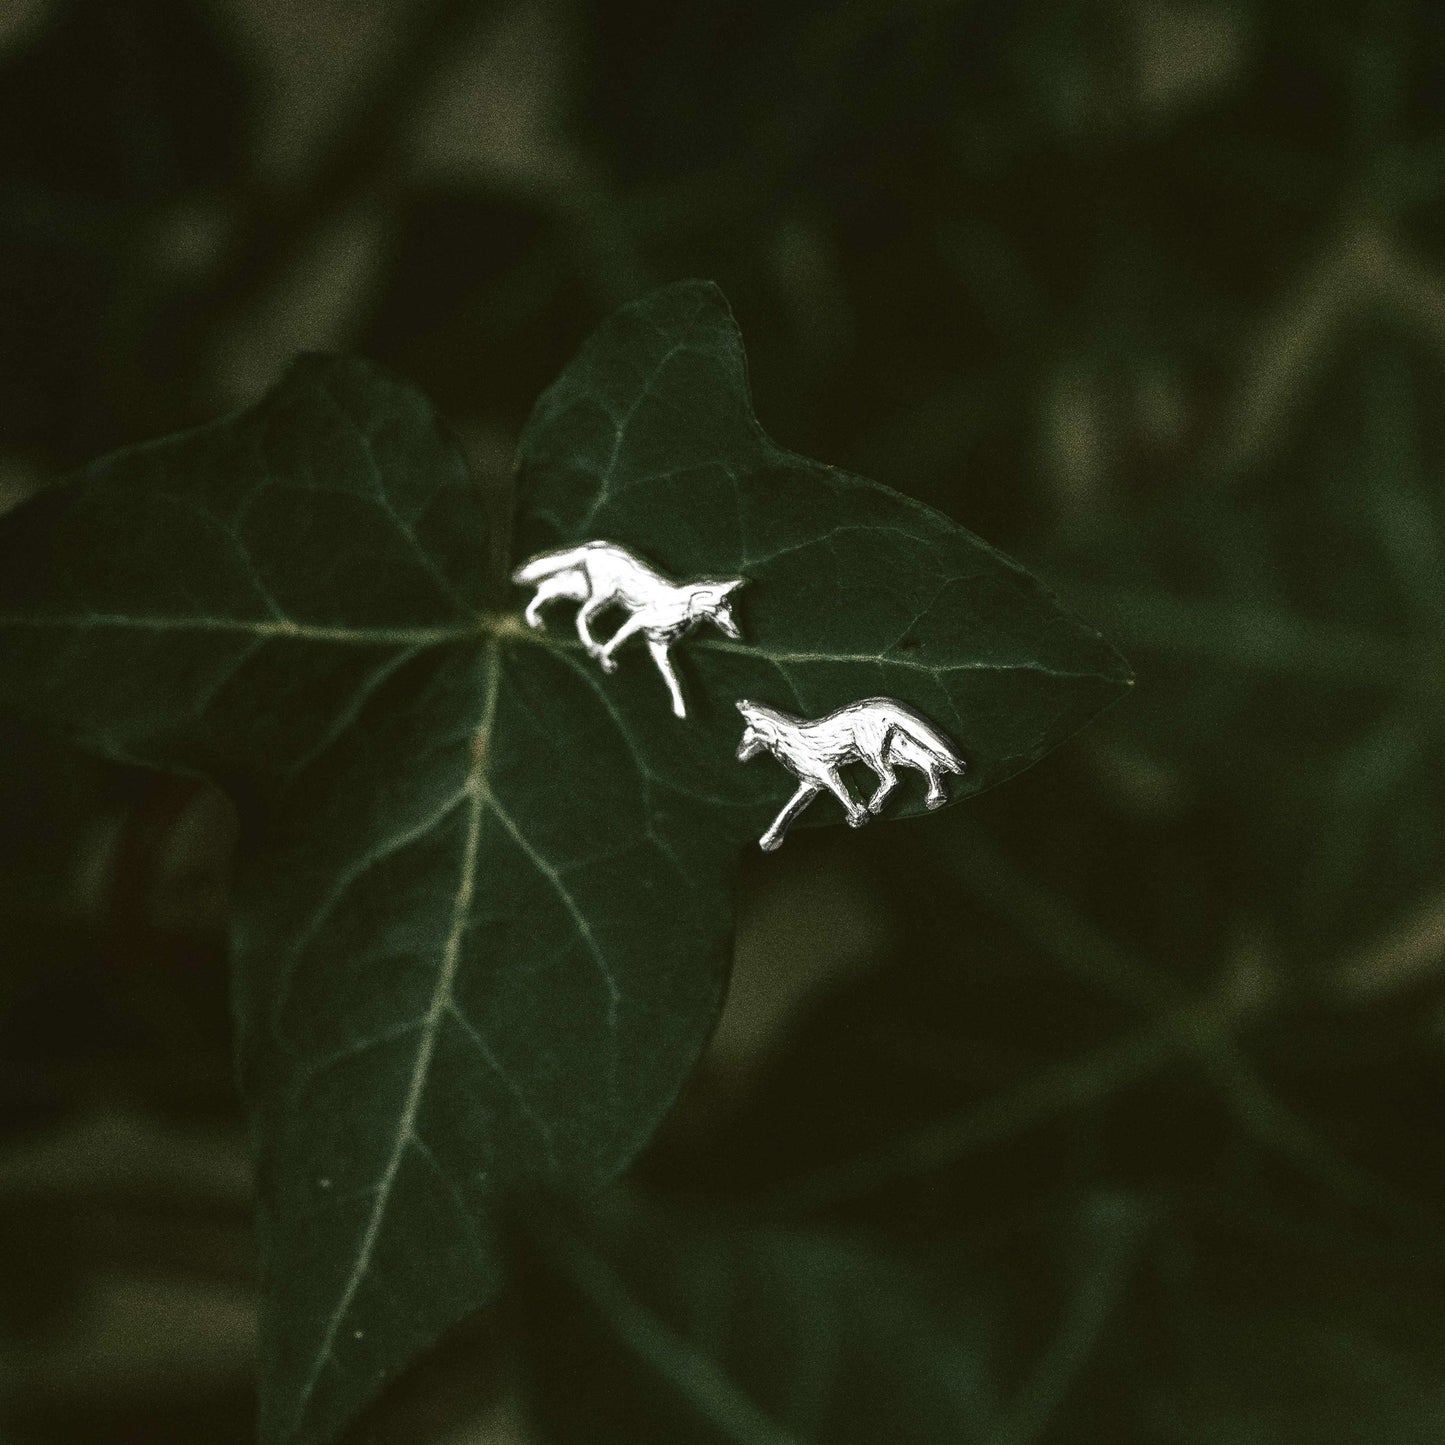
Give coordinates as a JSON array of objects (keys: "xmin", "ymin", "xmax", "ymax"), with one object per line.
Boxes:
[
  {"xmin": 271, "ymin": 784, "xmax": 474, "ymax": 1044},
  {"xmin": 315, "ymin": 374, "xmax": 474, "ymax": 616},
  {"xmin": 483, "ymin": 791, "xmax": 621, "ymax": 1027},
  {"xmin": 0, "ymin": 612, "xmax": 472, "ymax": 647},
  {"xmin": 698, "ymin": 638, "xmax": 1105, "ymax": 683},
  {"xmin": 282, "ymin": 647, "xmax": 424, "ymax": 785},
  {"xmin": 579, "ymin": 340, "xmax": 694, "ymax": 529},
  {"xmin": 292, "ymin": 1020, "xmax": 426, "ymax": 1101},
  {"xmin": 446, "ymin": 1003, "xmax": 561, "ymax": 1170},
  {"xmin": 291, "ymin": 638, "xmax": 503, "ymax": 1433}
]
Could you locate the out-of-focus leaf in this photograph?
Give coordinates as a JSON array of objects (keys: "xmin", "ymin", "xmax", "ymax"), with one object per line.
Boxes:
[
  {"xmin": 517, "ymin": 1188, "xmax": 1153, "ymax": 1445},
  {"xmin": 0, "ymin": 0, "xmax": 248, "ymax": 457},
  {"xmin": 0, "ymin": 280, "xmax": 1128, "ymax": 1442},
  {"xmin": 517, "ymin": 1189, "xmax": 1004, "ymax": 1445},
  {"xmin": 1136, "ymin": 1210, "xmax": 1445, "ymax": 1444},
  {"xmin": 361, "ymin": 188, "xmax": 597, "ymax": 431},
  {"xmin": 1053, "ymin": 318, "xmax": 1445, "ymax": 965}
]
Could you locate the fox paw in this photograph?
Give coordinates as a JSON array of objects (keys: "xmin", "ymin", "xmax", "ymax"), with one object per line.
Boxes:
[
  {"xmin": 847, "ymin": 809, "xmax": 870, "ymax": 828},
  {"xmin": 598, "ymin": 654, "xmax": 617, "ymax": 674}
]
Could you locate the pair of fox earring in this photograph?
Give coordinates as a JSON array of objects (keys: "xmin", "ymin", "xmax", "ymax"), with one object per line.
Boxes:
[{"xmin": 513, "ymin": 540, "xmax": 965, "ymax": 852}]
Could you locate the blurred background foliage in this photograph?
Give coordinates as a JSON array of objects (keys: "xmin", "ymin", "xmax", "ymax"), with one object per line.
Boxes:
[{"xmin": 3, "ymin": 0, "xmax": 1445, "ymax": 1440}]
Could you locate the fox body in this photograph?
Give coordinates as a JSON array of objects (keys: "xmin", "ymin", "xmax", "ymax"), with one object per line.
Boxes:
[
  {"xmin": 736, "ymin": 698, "xmax": 964, "ymax": 850},
  {"xmin": 512, "ymin": 541, "xmax": 744, "ymax": 718}
]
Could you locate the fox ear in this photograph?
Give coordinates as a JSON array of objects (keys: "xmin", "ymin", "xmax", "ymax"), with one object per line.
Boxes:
[{"xmin": 735, "ymin": 699, "xmax": 753, "ymax": 714}]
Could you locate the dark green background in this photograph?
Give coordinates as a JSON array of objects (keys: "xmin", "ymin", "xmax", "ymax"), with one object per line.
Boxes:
[{"xmin": 3, "ymin": 1, "xmax": 1444, "ymax": 1441}]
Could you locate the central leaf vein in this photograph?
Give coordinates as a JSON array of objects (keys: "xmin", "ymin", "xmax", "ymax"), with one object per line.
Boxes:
[{"xmin": 293, "ymin": 637, "xmax": 502, "ymax": 1430}]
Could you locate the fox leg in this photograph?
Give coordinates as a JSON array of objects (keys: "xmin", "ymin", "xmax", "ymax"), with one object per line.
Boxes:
[
  {"xmin": 865, "ymin": 728, "xmax": 901, "ymax": 814},
  {"xmin": 888, "ymin": 734, "xmax": 951, "ymax": 809},
  {"xmin": 821, "ymin": 766, "xmax": 869, "ymax": 828},
  {"xmin": 596, "ymin": 613, "xmax": 646, "ymax": 673},
  {"xmin": 923, "ymin": 766, "xmax": 948, "ymax": 809},
  {"xmin": 866, "ymin": 762, "xmax": 900, "ymax": 813},
  {"xmin": 575, "ymin": 595, "xmax": 612, "ymax": 655},
  {"xmin": 761, "ymin": 781, "xmax": 821, "ymax": 851},
  {"xmin": 645, "ymin": 637, "xmax": 687, "ymax": 718},
  {"xmin": 524, "ymin": 571, "xmax": 583, "ymax": 629}
]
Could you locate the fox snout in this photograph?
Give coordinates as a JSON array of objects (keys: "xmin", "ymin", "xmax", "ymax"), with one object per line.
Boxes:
[{"xmin": 692, "ymin": 579, "xmax": 744, "ymax": 638}]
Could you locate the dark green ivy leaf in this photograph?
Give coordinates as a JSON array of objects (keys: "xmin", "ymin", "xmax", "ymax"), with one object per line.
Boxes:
[{"xmin": 0, "ymin": 281, "xmax": 1128, "ymax": 1443}]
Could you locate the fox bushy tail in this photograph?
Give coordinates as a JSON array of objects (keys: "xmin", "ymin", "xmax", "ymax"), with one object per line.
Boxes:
[{"xmin": 511, "ymin": 545, "xmax": 592, "ymax": 586}]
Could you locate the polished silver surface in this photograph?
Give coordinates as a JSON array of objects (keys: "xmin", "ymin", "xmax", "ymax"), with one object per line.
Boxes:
[
  {"xmin": 735, "ymin": 697, "xmax": 965, "ymax": 851},
  {"xmin": 513, "ymin": 541, "xmax": 745, "ymax": 718}
]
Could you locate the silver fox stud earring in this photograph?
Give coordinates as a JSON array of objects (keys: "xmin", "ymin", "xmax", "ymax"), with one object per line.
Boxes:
[
  {"xmin": 735, "ymin": 697, "xmax": 966, "ymax": 851},
  {"xmin": 512, "ymin": 541, "xmax": 745, "ymax": 719}
]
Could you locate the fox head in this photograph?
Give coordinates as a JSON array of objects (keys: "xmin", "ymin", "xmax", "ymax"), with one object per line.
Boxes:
[
  {"xmin": 686, "ymin": 578, "xmax": 745, "ymax": 639},
  {"xmin": 735, "ymin": 698, "xmax": 786, "ymax": 761}
]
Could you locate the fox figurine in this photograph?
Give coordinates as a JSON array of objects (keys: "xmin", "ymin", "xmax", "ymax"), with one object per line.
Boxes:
[
  {"xmin": 735, "ymin": 697, "xmax": 965, "ymax": 850},
  {"xmin": 511, "ymin": 541, "xmax": 745, "ymax": 719}
]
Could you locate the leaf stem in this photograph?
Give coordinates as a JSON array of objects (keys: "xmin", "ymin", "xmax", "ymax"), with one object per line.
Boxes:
[
  {"xmin": 994, "ymin": 1200, "xmax": 1151, "ymax": 1445},
  {"xmin": 754, "ymin": 819, "xmax": 1439, "ymax": 1230},
  {"xmin": 525, "ymin": 1202, "xmax": 803, "ymax": 1445},
  {"xmin": 933, "ymin": 821, "xmax": 1440, "ymax": 1232},
  {"xmin": 753, "ymin": 1005, "xmax": 1213, "ymax": 1216}
]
